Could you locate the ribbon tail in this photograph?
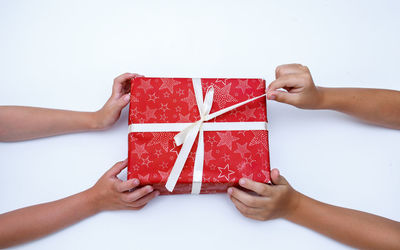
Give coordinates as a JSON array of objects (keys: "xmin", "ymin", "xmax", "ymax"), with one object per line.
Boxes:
[
  {"xmin": 206, "ymin": 93, "xmax": 267, "ymax": 121},
  {"xmin": 191, "ymin": 127, "xmax": 204, "ymax": 194},
  {"xmin": 165, "ymin": 123, "xmax": 201, "ymax": 192}
]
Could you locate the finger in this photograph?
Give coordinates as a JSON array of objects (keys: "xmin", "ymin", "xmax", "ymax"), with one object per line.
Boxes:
[
  {"xmin": 116, "ymin": 178, "xmax": 140, "ymax": 192},
  {"xmin": 238, "ymin": 178, "xmax": 271, "ymax": 196},
  {"xmin": 227, "ymin": 187, "xmax": 264, "ymax": 207},
  {"xmin": 114, "ymin": 73, "xmax": 135, "ymax": 84},
  {"xmin": 268, "ymin": 89, "xmax": 299, "ymax": 105},
  {"xmin": 127, "ymin": 205, "xmax": 146, "ymax": 210},
  {"xmin": 229, "ymin": 195, "xmax": 259, "ymax": 217},
  {"xmin": 271, "ymin": 168, "xmax": 289, "ymax": 185},
  {"xmin": 127, "ymin": 190, "xmax": 160, "ymax": 208},
  {"xmin": 106, "ymin": 159, "xmax": 128, "ymax": 177},
  {"xmin": 116, "ymin": 93, "xmax": 131, "ymax": 109},
  {"xmin": 113, "ymin": 73, "xmax": 135, "ymax": 95},
  {"xmin": 275, "ymin": 64, "xmax": 308, "ymax": 78},
  {"xmin": 131, "ymin": 73, "xmax": 144, "ymax": 78},
  {"xmin": 268, "ymin": 74, "xmax": 303, "ymax": 92},
  {"xmin": 122, "ymin": 185, "xmax": 154, "ymax": 202}
]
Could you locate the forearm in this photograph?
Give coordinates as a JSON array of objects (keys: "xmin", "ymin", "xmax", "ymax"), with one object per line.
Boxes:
[
  {"xmin": 318, "ymin": 87, "xmax": 400, "ymax": 129},
  {"xmin": 0, "ymin": 106, "xmax": 100, "ymax": 141},
  {"xmin": 0, "ymin": 189, "xmax": 99, "ymax": 248},
  {"xmin": 286, "ymin": 193, "xmax": 400, "ymax": 249}
]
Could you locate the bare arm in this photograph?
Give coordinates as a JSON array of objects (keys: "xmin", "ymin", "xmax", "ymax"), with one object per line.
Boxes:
[
  {"xmin": 0, "ymin": 73, "xmax": 142, "ymax": 142},
  {"xmin": 267, "ymin": 64, "xmax": 400, "ymax": 129},
  {"xmin": 0, "ymin": 160, "xmax": 159, "ymax": 249},
  {"xmin": 228, "ymin": 169, "xmax": 400, "ymax": 249},
  {"xmin": 287, "ymin": 192, "xmax": 400, "ymax": 249},
  {"xmin": 319, "ymin": 87, "xmax": 400, "ymax": 129}
]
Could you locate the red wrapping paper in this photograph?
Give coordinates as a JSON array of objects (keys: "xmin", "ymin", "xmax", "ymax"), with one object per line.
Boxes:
[{"xmin": 128, "ymin": 77, "xmax": 270, "ymax": 194}]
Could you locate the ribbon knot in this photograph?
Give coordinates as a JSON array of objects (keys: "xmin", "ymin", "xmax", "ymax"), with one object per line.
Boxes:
[{"xmin": 165, "ymin": 79, "xmax": 266, "ymax": 194}]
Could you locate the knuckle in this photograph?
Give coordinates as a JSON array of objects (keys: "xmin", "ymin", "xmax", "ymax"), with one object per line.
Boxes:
[
  {"xmin": 246, "ymin": 197, "xmax": 257, "ymax": 207},
  {"xmin": 260, "ymin": 185, "xmax": 269, "ymax": 195},
  {"xmin": 241, "ymin": 206, "xmax": 251, "ymax": 214},
  {"xmin": 121, "ymin": 195, "xmax": 130, "ymax": 203}
]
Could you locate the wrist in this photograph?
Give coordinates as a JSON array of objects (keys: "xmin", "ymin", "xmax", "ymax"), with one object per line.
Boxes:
[
  {"xmin": 314, "ymin": 87, "xmax": 328, "ymax": 109},
  {"xmin": 283, "ymin": 190, "xmax": 304, "ymax": 221},
  {"xmin": 89, "ymin": 111, "xmax": 106, "ymax": 131},
  {"xmin": 315, "ymin": 87, "xmax": 336, "ymax": 110},
  {"xmin": 82, "ymin": 187, "xmax": 104, "ymax": 214}
]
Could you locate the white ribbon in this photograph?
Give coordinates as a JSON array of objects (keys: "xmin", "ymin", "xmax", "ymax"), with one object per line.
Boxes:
[{"xmin": 129, "ymin": 78, "xmax": 267, "ymax": 194}]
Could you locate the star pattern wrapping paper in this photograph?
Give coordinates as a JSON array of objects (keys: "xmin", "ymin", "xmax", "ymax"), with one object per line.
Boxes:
[{"xmin": 128, "ymin": 77, "xmax": 270, "ymax": 194}]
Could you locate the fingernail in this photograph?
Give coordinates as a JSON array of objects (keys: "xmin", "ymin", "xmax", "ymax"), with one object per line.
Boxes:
[
  {"xmin": 147, "ymin": 186, "xmax": 153, "ymax": 192},
  {"xmin": 268, "ymin": 94, "xmax": 276, "ymax": 100},
  {"xmin": 239, "ymin": 178, "xmax": 246, "ymax": 185},
  {"xmin": 155, "ymin": 191, "xmax": 160, "ymax": 196},
  {"xmin": 124, "ymin": 94, "xmax": 130, "ymax": 102},
  {"xmin": 227, "ymin": 188, "xmax": 233, "ymax": 194},
  {"xmin": 133, "ymin": 179, "xmax": 139, "ymax": 185}
]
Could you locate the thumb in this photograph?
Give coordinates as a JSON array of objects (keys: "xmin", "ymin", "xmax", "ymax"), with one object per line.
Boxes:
[
  {"xmin": 268, "ymin": 90, "xmax": 296, "ymax": 106},
  {"xmin": 271, "ymin": 168, "xmax": 289, "ymax": 185},
  {"xmin": 117, "ymin": 93, "xmax": 131, "ymax": 108}
]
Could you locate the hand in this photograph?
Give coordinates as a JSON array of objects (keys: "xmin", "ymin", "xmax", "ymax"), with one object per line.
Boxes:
[
  {"xmin": 227, "ymin": 169, "xmax": 300, "ymax": 221},
  {"xmin": 267, "ymin": 64, "xmax": 323, "ymax": 109},
  {"xmin": 94, "ymin": 73, "xmax": 143, "ymax": 130},
  {"xmin": 87, "ymin": 159, "xmax": 159, "ymax": 211}
]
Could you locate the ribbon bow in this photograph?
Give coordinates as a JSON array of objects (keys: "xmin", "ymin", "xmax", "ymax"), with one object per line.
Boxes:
[{"xmin": 165, "ymin": 78, "xmax": 266, "ymax": 194}]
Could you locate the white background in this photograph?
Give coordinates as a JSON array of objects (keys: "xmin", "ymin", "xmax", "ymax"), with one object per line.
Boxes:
[{"xmin": 1, "ymin": 0, "xmax": 400, "ymax": 249}]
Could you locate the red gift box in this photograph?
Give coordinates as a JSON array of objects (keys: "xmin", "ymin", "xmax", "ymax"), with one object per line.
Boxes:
[{"xmin": 128, "ymin": 77, "xmax": 270, "ymax": 194}]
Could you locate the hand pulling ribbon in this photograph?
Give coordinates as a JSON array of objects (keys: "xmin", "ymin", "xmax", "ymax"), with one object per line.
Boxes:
[{"xmin": 129, "ymin": 78, "xmax": 267, "ymax": 194}]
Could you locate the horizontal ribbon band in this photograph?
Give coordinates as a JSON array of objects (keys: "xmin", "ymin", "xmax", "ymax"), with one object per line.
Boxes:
[{"xmin": 128, "ymin": 122, "xmax": 267, "ymax": 133}]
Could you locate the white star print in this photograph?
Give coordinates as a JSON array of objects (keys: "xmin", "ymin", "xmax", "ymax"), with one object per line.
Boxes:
[
  {"xmin": 141, "ymin": 156, "xmax": 153, "ymax": 168},
  {"xmin": 177, "ymin": 88, "xmax": 185, "ymax": 96},
  {"xmin": 159, "ymin": 78, "xmax": 180, "ymax": 93},
  {"xmin": 155, "ymin": 149, "xmax": 162, "ymax": 158},
  {"xmin": 132, "ymin": 143, "xmax": 147, "ymax": 158},
  {"xmin": 137, "ymin": 79, "xmax": 153, "ymax": 93},
  {"xmin": 130, "ymin": 107, "xmax": 138, "ymax": 119},
  {"xmin": 158, "ymin": 170, "xmax": 170, "ymax": 182},
  {"xmin": 147, "ymin": 132, "xmax": 172, "ymax": 152},
  {"xmin": 234, "ymin": 142, "xmax": 251, "ymax": 158},
  {"xmin": 160, "ymin": 103, "xmax": 169, "ymax": 112},
  {"xmin": 256, "ymin": 80, "xmax": 265, "ymax": 90},
  {"xmin": 138, "ymin": 173, "xmax": 150, "ymax": 182},
  {"xmin": 222, "ymin": 154, "xmax": 230, "ymax": 162},
  {"xmin": 218, "ymin": 164, "xmax": 235, "ymax": 181},
  {"xmin": 249, "ymin": 131, "xmax": 269, "ymax": 150},
  {"xmin": 159, "ymin": 162, "xmax": 169, "ymax": 170},
  {"xmin": 159, "ymin": 113, "xmax": 167, "ymax": 121},
  {"xmin": 181, "ymin": 89, "xmax": 196, "ymax": 111},
  {"xmin": 236, "ymin": 79, "xmax": 251, "ymax": 94},
  {"xmin": 207, "ymin": 136, "xmax": 217, "ymax": 145},
  {"xmin": 204, "ymin": 150, "xmax": 215, "ymax": 165},
  {"xmin": 241, "ymin": 173, "xmax": 254, "ymax": 180},
  {"xmin": 213, "ymin": 83, "xmax": 237, "ymax": 108},
  {"xmin": 143, "ymin": 106, "xmax": 157, "ymax": 120},
  {"xmin": 257, "ymin": 148, "xmax": 264, "ymax": 157},
  {"xmin": 179, "ymin": 113, "xmax": 191, "ymax": 122},
  {"xmin": 148, "ymin": 93, "xmax": 159, "ymax": 103},
  {"xmin": 216, "ymin": 131, "xmax": 240, "ymax": 150},
  {"xmin": 243, "ymin": 105, "xmax": 257, "ymax": 120},
  {"xmin": 132, "ymin": 164, "xmax": 140, "ymax": 171},
  {"xmin": 261, "ymin": 170, "xmax": 270, "ymax": 182},
  {"xmin": 244, "ymin": 155, "xmax": 256, "ymax": 166}
]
